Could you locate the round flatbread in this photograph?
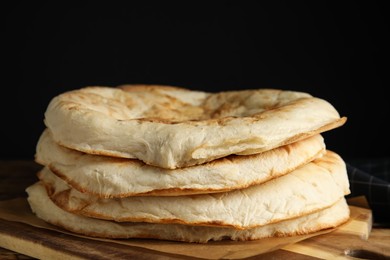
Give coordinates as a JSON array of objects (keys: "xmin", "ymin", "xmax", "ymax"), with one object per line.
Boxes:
[
  {"xmin": 44, "ymin": 85, "xmax": 346, "ymax": 169},
  {"xmin": 36, "ymin": 129, "xmax": 326, "ymax": 197},
  {"xmin": 26, "ymin": 182, "xmax": 350, "ymax": 243},
  {"xmin": 38, "ymin": 151, "xmax": 350, "ymax": 229}
]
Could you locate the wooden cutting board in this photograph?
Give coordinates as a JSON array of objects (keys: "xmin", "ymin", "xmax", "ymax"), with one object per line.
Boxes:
[
  {"xmin": 0, "ymin": 161, "xmax": 386, "ymax": 259},
  {"xmin": 0, "ymin": 197, "xmax": 383, "ymax": 260}
]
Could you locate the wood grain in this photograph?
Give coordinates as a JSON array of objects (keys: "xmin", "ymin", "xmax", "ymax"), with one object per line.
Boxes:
[{"xmin": 0, "ymin": 219, "xmax": 192, "ymax": 260}]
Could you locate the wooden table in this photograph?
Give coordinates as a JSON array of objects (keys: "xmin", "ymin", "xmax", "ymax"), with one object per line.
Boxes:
[{"xmin": 0, "ymin": 160, "xmax": 389, "ymax": 259}]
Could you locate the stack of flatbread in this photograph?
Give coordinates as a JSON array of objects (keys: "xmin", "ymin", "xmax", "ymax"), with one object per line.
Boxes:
[{"xmin": 26, "ymin": 85, "xmax": 350, "ymax": 243}]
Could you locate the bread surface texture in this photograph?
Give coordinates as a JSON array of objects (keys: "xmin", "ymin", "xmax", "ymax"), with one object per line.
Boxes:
[
  {"xmin": 36, "ymin": 129, "xmax": 326, "ymax": 197},
  {"xmin": 26, "ymin": 182, "xmax": 350, "ymax": 243},
  {"xmin": 38, "ymin": 151, "xmax": 350, "ymax": 229},
  {"xmin": 44, "ymin": 85, "xmax": 346, "ymax": 168}
]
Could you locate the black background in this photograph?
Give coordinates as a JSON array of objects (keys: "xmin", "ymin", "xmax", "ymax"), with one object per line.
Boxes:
[{"xmin": 3, "ymin": 1, "xmax": 389, "ymax": 161}]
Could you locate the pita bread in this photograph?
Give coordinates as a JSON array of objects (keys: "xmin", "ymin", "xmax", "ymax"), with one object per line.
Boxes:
[
  {"xmin": 44, "ymin": 85, "xmax": 346, "ymax": 169},
  {"xmin": 38, "ymin": 151, "xmax": 350, "ymax": 229},
  {"xmin": 26, "ymin": 182, "xmax": 350, "ymax": 243},
  {"xmin": 36, "ymin": 129, "xmax": 326, "ymax": 197}
]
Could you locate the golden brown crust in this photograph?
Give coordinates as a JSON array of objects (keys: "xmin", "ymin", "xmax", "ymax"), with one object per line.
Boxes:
[
  {"xmin": 36, "ymin": 129, "xmax": 327, "ymax": 198},
  {"xmin": 37, "ymin": 151, "xmax": 350, "ymax": 229},
  {"xmin": 44, "ymin": 86, "xmax": 345, "ymax": 168},
  {"xmin": 26, "ymin": 182, "xmax": 351, "ymax": 242}
]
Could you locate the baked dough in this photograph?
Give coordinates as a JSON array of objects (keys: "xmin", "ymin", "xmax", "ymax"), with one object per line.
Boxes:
[
  {"xmin": 36, "ymin": 129, "xmax": 326, "ymax": 197},
  {"xmin": 44, "ymin": 85, "xmax": 346, "ymax": 169},
  {"xmin": 26, "ymin": 182, "xmax": 350, "ymax": 243},
  {"xmin": 38, "ymin": 151, "xmax": 350, "ymax": 229}
]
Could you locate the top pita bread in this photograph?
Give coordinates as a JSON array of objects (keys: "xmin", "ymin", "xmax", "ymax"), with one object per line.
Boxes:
[{"xmin": 44, "ymin": 85, "xmax": 346, "ymax": 169}]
